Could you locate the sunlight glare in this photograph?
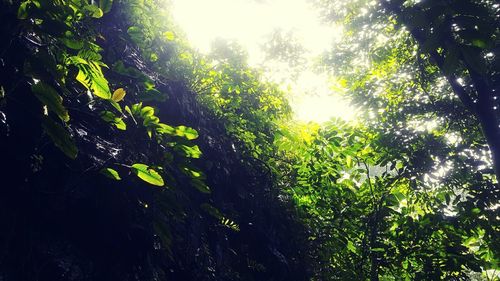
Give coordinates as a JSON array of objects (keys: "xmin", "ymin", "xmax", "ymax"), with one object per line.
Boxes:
[{"xmin": 171, "ymin": 0, "xmax": 355, "ymax": 123}]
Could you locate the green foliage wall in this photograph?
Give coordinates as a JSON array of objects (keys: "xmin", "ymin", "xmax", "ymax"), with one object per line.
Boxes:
[
  {"xmin": 0, "ymin": 1, "xmax": 309, "ymax": 280},
  {"xmin": 0, "ymin": 0, "xmax": 498, "ymax": 281}
]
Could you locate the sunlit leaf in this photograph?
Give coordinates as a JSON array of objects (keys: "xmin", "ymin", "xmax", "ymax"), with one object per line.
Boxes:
[
  {"xmin": 131, "ymin": 163, "xmax": 164, "ymax": 186},
  {"xmin": 157, "ymin": 123, "xmax": 175, "ymax": 135},
  {"xmin": 140, "ymin": 106, "xmax": 154, "ymax": 118},
  {"xmin": 347, "ymin": 241, "xmax": 356, "ymax": 253},
  {"xmin": 395, "ymin": 161, "xmax": 403, "ymax": 170},
  {"xmin": 70, "ymin": 56, "xmax": 111, "ymax": 99},
  {"xmin": 175, "ymin": 125, "xmax": 198, "ymax": 140},
  {"xmin": 346, "ymin": 155, "xmax": 353, "ymax": 168},
  {"xmin": 142, "ymin": 115, "xmax": 159, "ymax": 127},
  {"xmin": 124, "ymin": 105, "xmax": 133, "ymax": 117},
  {"xmin": 114, "ymin": 118, "xmax": 126, "ymax": 130},
  {"xmin": 149, "ymin": 53, "xmax": 158, "ymax": 62},
  {"xmin": 164, "ymin": 31, "xmax": 175, "ymax": 41},
  {"xmin": 221, "ymin": 217, "xmax": 240, "ymax": 231}
]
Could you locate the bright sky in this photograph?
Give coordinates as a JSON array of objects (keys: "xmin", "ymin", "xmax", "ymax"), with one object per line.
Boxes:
[{"xmin": 170, "ymin": 0, "xmax": 357, "ymax": 123}]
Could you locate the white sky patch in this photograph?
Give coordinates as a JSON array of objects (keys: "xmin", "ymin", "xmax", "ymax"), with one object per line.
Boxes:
[{"xmin": 171, "ymin": 0, "xmax": 356, "ymax": 123}]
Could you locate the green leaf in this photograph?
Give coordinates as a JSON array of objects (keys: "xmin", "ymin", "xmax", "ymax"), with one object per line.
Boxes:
[
  {"xmin": 84, "ymin": 5, "xmax": 104, "ymax": 18},
  {"xmin": 114, "ymin": 118, "xmax": 126, "ymax": 130},
  {"xmin": 131, "ymin": 102, "xmax": 143, "ymax": 115},
  {"xmin": 395, "ymin": 161, "xmax": 404, "ymax": 170},
  {"xmin": 144, "ymin": 80, "xmax": 155, "ymax": 90},
  {"xmin": 149, "ymin": 53, "xmax": 158, "ymax": 62},
  {"xmin": 131, "ymin": 163, "xmax": 164, "ymax": 186},
  {"xmin": 17, "ymin": 1, "xmax": 29, "ymax": 19},
  {"xmin": 371, "ymin": 248, "xmax": 385, "ymax": 252},
  {"xmin": 101, "ymin": 111, "xmax": 126, "ymax": 130},
  {"xmin": 100, "ymin": 111, "xmax": 116, "ymax": 122},
  {"xmin": 140, "ymin": 106, "xmax": 155, "ymax": 118},
  {"xmin": 402, "ymin": 260, "xmax": 408, "ymax": 270},
  {"xmin": 125, "ymin": 105, "xmax": 133, "ymax": 117},
  {"xmin": 142, "ymin": 115, "xmax": 159, "ymax": 127},
  {"xmin": 100, "ymin": 168, "xmax": 121, "ymax": 180},
  {"xmin": 32, "ymin": 82, "xmax": 69, "ymax": 122},
  {"xmin": 41, "ymin": 116, "xmax": 78, "ymax": 159},
  {"xmin": 109, "ymin": 100, "xmax": 123, "ymax": 113},
  {"xmin": 156, "ymin": 123, "xmax": 175, "ymax": 135},
  {"xmin": 90, "ymin": 73, "xmax": 111, "ymax": 99},
  {"xmin": 346, "ymin": 155, "xmax": 353, "ymax": 168},
  {"xmin": 347, "ymin": 240, "xmax": 357, "ymax": 253},
  {"xmin": 174, "ymin": 144, "xmax": 202, "ymax": 158},
  {"xmin": 175, "ymin": 125, "xmax": 199, "ymax": 140},
  {"xmin": 221, "ymin": 217, "xmax": 239, "ymax": 231},
  {"xmin": 99, "ymin": 0, "xmax": 113, "ymax": 13},
  {"xmin": 181, "ymin": 165, "xmax": 205, "ymax": 179},
  {"xmin": 471, "ymin": 39, "xmax": 487, "ymax": 49},
  {"xmin": 79, "ymin": 73, "xmax": 110, "ymax": 99},
  {"xmin": 164, "ymin": 31, "xmax": 175, "ymax": 41},
  {"xmin": 70, "ymin": 56, "xmax": 111, "ymax": 99}
]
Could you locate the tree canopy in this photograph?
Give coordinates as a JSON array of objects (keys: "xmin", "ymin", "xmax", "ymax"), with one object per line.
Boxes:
[{"xmin": 0, "ymin": 0, "xmax": 498, "ymax": 280}]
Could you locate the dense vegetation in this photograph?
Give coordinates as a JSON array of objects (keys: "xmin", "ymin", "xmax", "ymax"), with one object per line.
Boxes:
[{"xmin": 0, "ymin": 0, "xmax": 497, "ymax": 280}]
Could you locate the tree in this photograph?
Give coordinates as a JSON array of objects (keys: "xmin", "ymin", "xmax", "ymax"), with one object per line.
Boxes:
[
  {"xmin": 315, "ymin": 0, "xmax": 500, "ymax": 182},
  {"xmin": 274, "ymin": 119, "xmax": 495, "ymax": 280},
  {"xmin": 381, "ymin": 0, "xmax": 500, "ymax": 187},
  {"xmin": 309, "ymin": 0, "xmax": 499, "ymax": 279},
  {"xmin": 1, "ymin": 0, "xmax": 498, "ymax": 280}
]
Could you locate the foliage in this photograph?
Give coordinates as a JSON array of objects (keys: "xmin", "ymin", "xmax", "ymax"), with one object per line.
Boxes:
[
  {"xmin": 301, "ymin": 0, "xmax": 500, "ymax": 279},
  {"xmin": 0, "ymin": 0, "xmax": 309, "ymax": 280},
  {"xmin": 1, "ymin": 0, "xmax": 499, "ymax": 281},
  {"xmin": 187, "ymin": 39, "xmax": 292, "ymax": 158},
  {"xmin": 275, "ymin": 119, "xmax": 497, "ymax": 280}
]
